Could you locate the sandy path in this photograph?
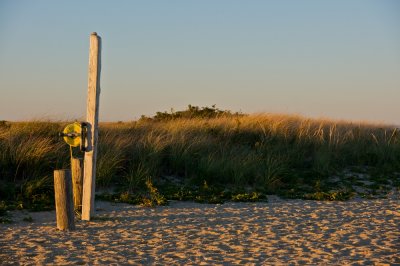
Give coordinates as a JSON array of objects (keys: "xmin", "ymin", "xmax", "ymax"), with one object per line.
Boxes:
[{"xmin": 1, "ymin": 195, "xmax": 399, "ymax": 265}]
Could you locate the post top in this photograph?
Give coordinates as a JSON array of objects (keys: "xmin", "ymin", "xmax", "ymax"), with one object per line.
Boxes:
[{"xmin": 91, "ymin": 32, "xmax": 97, "ymax": 36}]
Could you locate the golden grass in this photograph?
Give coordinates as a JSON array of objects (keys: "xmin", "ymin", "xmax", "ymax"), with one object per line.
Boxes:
[{"xmin": 0, "ymin": 112, "xmax": 399, "ymax": 208}]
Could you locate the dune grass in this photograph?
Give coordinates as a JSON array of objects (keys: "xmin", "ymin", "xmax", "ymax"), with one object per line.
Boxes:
[{"xmin": 1, "ymin": 106, "xmax": 399, "ymax": 213}]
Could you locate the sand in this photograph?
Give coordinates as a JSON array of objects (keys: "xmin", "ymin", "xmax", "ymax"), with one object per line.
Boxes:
[{"xmin": 1, "ymin": 194, "xmax": 399, "ymax": 265}]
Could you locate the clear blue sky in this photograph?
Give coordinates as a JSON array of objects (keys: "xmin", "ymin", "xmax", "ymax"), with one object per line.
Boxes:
[{"xmin": 0, "ymin": 1, "xmax": 399, "ymax": 125}]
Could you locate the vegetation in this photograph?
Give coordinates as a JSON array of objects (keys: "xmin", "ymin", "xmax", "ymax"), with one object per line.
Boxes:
[
  {"xmin": 139, "ymin": 104, "xmax": 243, "ymax": 121},
  {"xmin": 0, "ymin": 105, "xmax": 399, "ymax": 215}
]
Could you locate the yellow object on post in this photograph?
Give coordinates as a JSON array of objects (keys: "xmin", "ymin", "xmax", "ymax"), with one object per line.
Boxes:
[{"xmin": 62, "ymin": 122, "xmax": 82, "ymax": 147}]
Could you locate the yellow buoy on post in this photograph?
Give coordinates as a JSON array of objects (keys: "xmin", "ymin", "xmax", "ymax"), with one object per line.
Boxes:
[
  {"xmin": 60, "ymin": 122, "xmax": 88, "ymax": 152},
  {"xmin": 54, "ymin": 32, "xmax": 102, "ymax": 227},
  {"xmin": 62, "ymin": 122, "xmax": 82, "ymax": 147},
  {"xmin": 58, "ymin": 122, "xmax": 88, "ymax": 216}
]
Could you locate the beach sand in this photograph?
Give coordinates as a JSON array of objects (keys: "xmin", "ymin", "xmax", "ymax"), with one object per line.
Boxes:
[{"xmin": 1, "ymin": 194, "xmax": 399, "ymax": 265}]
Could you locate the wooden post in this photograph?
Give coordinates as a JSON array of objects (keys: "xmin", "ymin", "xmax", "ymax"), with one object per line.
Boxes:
[
  {"xmin": 54, "ymin": 170, "xmax": 75, "ymax": 230},
  {"xmin": 82, "ymin": 32, "xmax": 101, "ymax": 221},
  {"xmin": 71, "ymin": 158, "xmax": 83, "ymax": 212}
]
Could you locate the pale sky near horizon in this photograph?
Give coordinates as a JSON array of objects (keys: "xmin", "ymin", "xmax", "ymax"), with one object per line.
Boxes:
[{"xmin": 0, "ymin": 1, "xmax": 399, "ymax": 125}]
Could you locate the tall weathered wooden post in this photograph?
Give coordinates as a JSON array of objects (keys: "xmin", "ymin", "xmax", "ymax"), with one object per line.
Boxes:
[{"xmin": 82, "ymin": 32, "xmax": 101, "ymax": 221}]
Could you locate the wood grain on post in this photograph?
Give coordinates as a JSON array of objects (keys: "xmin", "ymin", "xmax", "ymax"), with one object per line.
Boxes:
[
  {"xmin": 54, "ymin": 170, "xmax": 75, "ymax": 230},
  {"xmin": 71, "ymin": 158, "xmax": 83, "ymax": 212},
  {"xmin": 82, "ymin": 32, "xmax": 101, "ymax": 221}
]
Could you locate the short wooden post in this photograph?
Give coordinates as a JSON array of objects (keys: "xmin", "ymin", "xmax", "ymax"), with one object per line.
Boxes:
[
  {"xmin": 71, "ymin": 158, "xmax": 83, "ymax": 212},
  {"xmin": 82, "ymin": 32, "xmax": 101, "ymax": 221},
  {"xmin": 54, "ymin": 170, "xmax": 75, "ymax": 230}
]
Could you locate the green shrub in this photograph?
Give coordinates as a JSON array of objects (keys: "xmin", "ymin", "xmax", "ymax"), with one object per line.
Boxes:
[
  {"xmin": 231, "ymin": 192, "xmax": 267, "ymax": 202},
  {"xmin": 303, "ymin": 191, "xmax": 355, "ymax": 201}
]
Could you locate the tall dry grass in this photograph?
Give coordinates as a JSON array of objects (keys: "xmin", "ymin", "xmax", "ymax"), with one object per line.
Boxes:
[
  {"xmin": 86, "ymin": 114, "xmax": 400, "ymax": 194},
  {"xmin": 0, "ymin": 113, "xmax": 399, "ymax": 208}
]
